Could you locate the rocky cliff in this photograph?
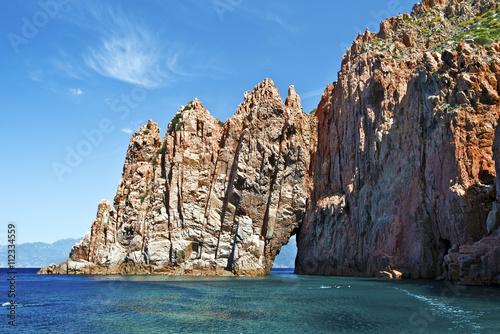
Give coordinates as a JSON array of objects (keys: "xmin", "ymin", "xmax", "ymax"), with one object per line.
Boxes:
[
  {"xmin": 40, "ymin": 0, "xmax": 500, "ymax": 284},
  {"xmin": 39, "ymin": 79, "xmax": 316, "ymax": 276},
  {"xmin": 295, "ymin": 0, "xmax": 500, "ymax": 284}
]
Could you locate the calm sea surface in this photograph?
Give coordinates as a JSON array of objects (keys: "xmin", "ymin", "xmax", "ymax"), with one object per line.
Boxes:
[{"xmin": 0, "ymin": 268, "xmax": 499, "ymax": 333}]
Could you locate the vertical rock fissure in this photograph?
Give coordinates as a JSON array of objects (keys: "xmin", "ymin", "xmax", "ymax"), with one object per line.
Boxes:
[
  {"xmin": 198, "ymin": 124, "xmax": 228, "ymax": 257},
  {"xmin": 226, "ymin": 216, "xmax": 240, "ymax": 271},
  {"xmin": 164, "ymin": 155, "xmax": 175, "ymax": 263},
  {"xmin": 160, "ymin": 142, "xmax": 167, "ymax": 179},
  {"xmin": 261, "ymin": 123, "xmax": 288, "ymax": 240},
  {"xmin": 177, "ymin": 166, "xmax": 184, "ymax": 229},
  {"xmin": 215, "ymin": 128, "xmax": 246, "ymax": 260},
  {"xmin": 335, "ymin": 115, "xmax": 343, "ymax": 193}
]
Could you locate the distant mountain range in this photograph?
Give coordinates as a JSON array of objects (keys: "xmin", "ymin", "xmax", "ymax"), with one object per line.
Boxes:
[{"xmin": 0, "ymin": 238, "xmax": 82, "ymax": 268}]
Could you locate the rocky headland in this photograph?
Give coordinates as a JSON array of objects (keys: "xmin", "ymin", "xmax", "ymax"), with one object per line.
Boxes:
[
  {"xmin": 39, "ymin": 80, "xmax": 316, "ymax": 276},
  {"xmin": 40, "ymin": 0, "xmax": 500, "ymax": 285}
]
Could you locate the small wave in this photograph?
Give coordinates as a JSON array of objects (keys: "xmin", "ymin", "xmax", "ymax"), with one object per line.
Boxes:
[
  {"xmin": 394, "ymin": 287, "xmax": 482, "ymax": 332},
  {"xmin": 307, "ymin": 285, "xmax": 333, "ymax": 289},
  {"xmin": 2, "ymin": 302, "xmax": 44, "ymax": 307}
]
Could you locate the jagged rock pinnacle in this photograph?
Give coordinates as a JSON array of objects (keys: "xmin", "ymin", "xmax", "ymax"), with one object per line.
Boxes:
[
  {"xmin": 285, "ymin": 85, "xmax": 302, "ymax": 110},
  {"xmin": 41, "ymin": 79, "xmax": 317, "ymax": 276}
]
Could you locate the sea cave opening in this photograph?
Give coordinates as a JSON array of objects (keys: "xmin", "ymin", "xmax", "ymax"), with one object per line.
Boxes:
[{"xmin": 272, "ymin": 235, "xmax": 298, "ymax": 271}]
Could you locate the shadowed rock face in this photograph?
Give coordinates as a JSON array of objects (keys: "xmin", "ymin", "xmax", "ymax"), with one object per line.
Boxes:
[
  {"xmin": 296, "ymin": 0, "xmax": 500, "ymax": 284},
  {"xmin": 43, "ymin": 79, "xmax": 316, "ymax": 276}
]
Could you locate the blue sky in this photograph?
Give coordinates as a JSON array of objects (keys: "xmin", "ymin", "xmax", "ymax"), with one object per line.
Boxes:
[{"xmin": 0, "ymin": 0, "xmax": 417, "ymax": 244}]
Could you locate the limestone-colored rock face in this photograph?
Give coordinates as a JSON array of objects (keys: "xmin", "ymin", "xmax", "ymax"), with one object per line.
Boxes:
[
  {"xmin": 41, "ymin": 79, "xmax": 316, "ymax": 276},
  {"xmin": 296, "ymin": 0, "xmax": 500, "ymax": 284}
]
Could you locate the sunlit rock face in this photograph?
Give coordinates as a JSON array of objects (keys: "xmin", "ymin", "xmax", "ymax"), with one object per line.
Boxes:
[{"xmin": 41, "ymin": 79, "xmax": 316, "ymax": 276}]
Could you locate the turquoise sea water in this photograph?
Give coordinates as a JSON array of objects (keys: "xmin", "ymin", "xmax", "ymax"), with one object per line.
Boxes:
[{"xmin": 0, "ymin": 268, "xmax": 499, "ymax": 333}]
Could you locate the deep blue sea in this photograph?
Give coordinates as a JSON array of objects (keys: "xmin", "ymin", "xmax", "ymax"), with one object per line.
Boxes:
[{"xmin": 0, "ymin": 268, "xmax": 499, "ymax": 333}]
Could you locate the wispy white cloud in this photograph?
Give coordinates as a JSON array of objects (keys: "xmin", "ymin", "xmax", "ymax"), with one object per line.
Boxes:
[
  {"xmin": 79, "ymin": 5, "xmax": 196, "ymax": 88},
  {"xmin": 261, "ymin": 12, "xmax": 298, "ymax": 32},
  {"xmin": 82, "ymin": 7, "xmax": 173, "ymax": 88},
  {"xmin": 54, "ymin": 2, "xmax": 224, "ymax": 86},
  {"xmin": 28, "ymin": 70, "xmax": 43, "ymax": 82},
  {"xmin": 69, "ymin": 88, "xmax": 84, "ymax": 95},
  {"xmin": 121, "ymin": 120, "xmax": 144, "ymax": 134},
  {"xmin": 86, "ymin": 28, "xmax": 165, "ymax": 87},
  {"xmin": 132, "ymin": 120, "xmax": 144, "ymax": 127},
  {"xmin": 166, "ymin": 52, "xmax": 192, "ymax": 77},
  {"xmin": 52, "ymin": 58, "xmax": 88, "ymax": 80},
  {"xmin": 240, "ymin": 3, "xmax": 297, "ymax": 32},
  {"xmin": 121, "ymin": 128, "xmax": 134, "ymax": 134}
]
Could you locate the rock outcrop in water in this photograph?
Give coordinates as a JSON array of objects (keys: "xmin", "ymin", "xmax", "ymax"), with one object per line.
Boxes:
[
  {"xmin": 296, "ymin": 0, "xmax": 500, "ymax": 285},
  {"xmin": 40, "ymin": 0, "xmax": 500, "ymax": 284},
  {"xmin": 41, "ymin": 79, "xmax": 316, "ymax": 276}
]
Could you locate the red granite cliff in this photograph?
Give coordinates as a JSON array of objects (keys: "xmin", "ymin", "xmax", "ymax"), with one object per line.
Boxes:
[{"xmin": 296, "ymin": 0, "xmax": 500, "ymax": 285}]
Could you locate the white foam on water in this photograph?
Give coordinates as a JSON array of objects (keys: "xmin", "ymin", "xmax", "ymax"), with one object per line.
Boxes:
[
  {"xmin": 307, "ymin": 285, "xmax": 332, "ymax": 290},
  {"xmin": 2, "ymin": 302, "xmax": 45, "ymax": 307},
  {"xmin": 394, "ymin": 287, "xmax": 482, "ymax": 332}
]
